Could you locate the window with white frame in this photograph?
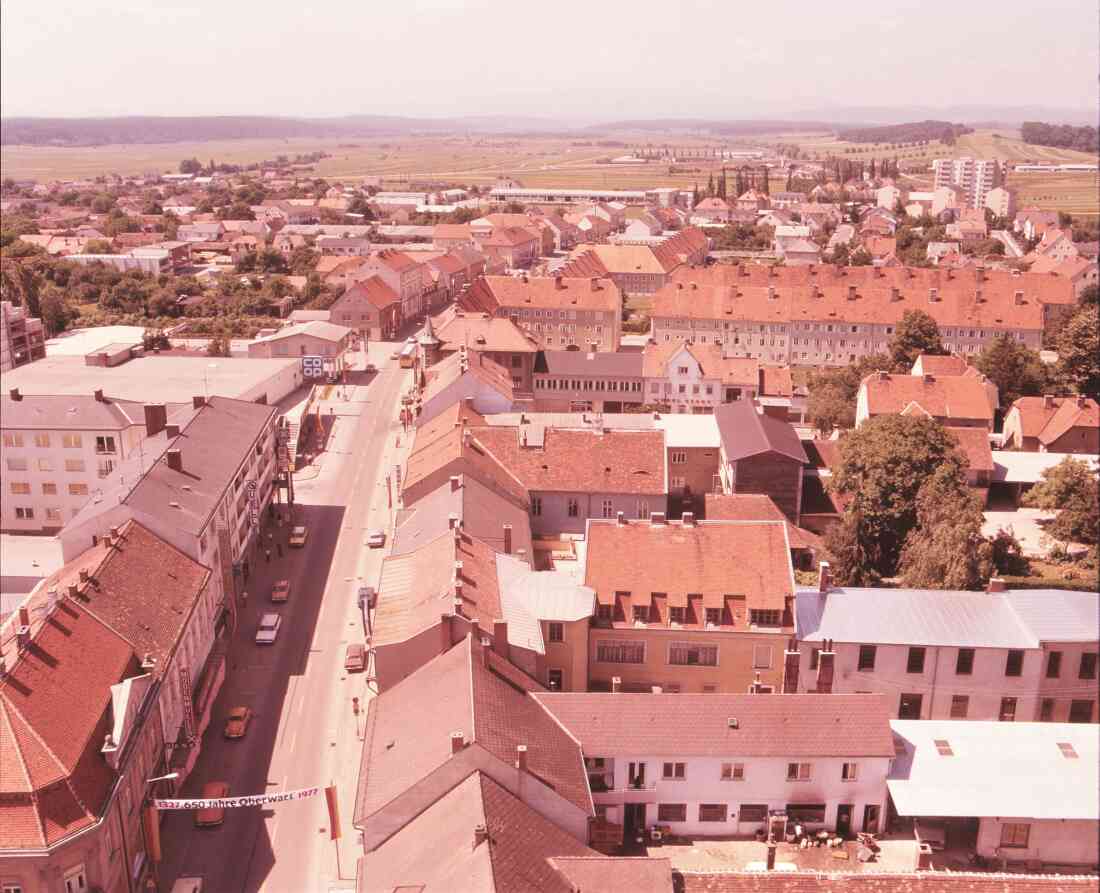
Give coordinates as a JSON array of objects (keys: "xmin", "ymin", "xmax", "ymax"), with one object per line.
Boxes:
[
  {"xmin": 670, "ymin": 451, "xmax": 687, "ymax": 464},
  {"xmin": 841, "ymin": 762, "xmax": 858, "ymax": 781},
  {"xmin": 63, "ymin": 865, "xmax": 87, "ymax": 893},
  {"xmin": 668, "ymin": 642, "xmax": 718, "ymax": 666},
  {"xmin": 753, "ymin": 645, "xmax": 772, "ymax": 668},
  {"xmin": 662, "ymin": 761, "xmax": 686, "ymax": 780},
  {"xmin": 786, "ymin": 762, "xmax": 812, "ymax": 781},
  {"xmin": 721, "ymin": 762, "xmax": 745, "ymax": 781},
  {"xmin": 596, "ymin": 641, "xmax": 645, "ymax": 663}
]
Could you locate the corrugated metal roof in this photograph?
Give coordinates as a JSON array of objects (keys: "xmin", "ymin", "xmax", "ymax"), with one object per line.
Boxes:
[
  {"xmin": 497, "ymin": 554, "xmax": 594, "ymax": 623},
  {"xmin": 795, "ymin": 588, "xmax": 1037, "ymax": 649},
  {"xmin": 888, "ymin": 720, "xmax": 1100, "ymax": 819},
  {"xmin": 1006, "ymin": 589, "xmax": 1100, "ymax": 642}
]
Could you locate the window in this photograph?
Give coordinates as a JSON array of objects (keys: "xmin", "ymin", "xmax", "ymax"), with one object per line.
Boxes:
[
  {"xmin": 841, "ymin": 762, "xmax": 858, "ymax": 781},
  {"xmin": 898, "ymin": 693, "xmax": 922, "ymax": 719},
  {"xmin": 1005, "ymin": 649, "xmax": 1024, "ymax": 677},
  {"xmin": 699, "ymin": 804, "xmax": 728, "ymax": 822},
  {"xmin": 809, "ymin": 648, "xmax": 820, "ymax": 670},
  {"xmin": 37, "ymin": 458, "xmax": 52, "ymax": 472},
  {"xmin": 657, "ymin": 804, "xmax": 686, "ymax": 823},
  {"xmin": 4, "ymin": 883, "xmax": 25, "ymax": 893},
  {"xmin": 14, "ymin": 507, "xmax": 34, "ymax": 520},
  {"xmin": 95, "ymin": 435, "xmax": 117, "ymax": 454},
  {"xmin": 547, "ymin": 668, "xmax": 563, "ymax": 690},
  {"xmin": 721, "ymin": 762, "xmax": 744, "ymax": 781},
  {"xmin": 596, "ymin": 641, "xmax": 645, "ymax": 664},
  {"xmin": 9, "ymin": 482, "xmax": 30, "ymax": 495},
  {"xmin": 45, "ymin": 507, "xmax": 61, "ymax": 521},
  {"xmin": 955, "ymin": 648, "xmax": 974, "ymax": 675},
  {"xmin": 950, "ymin": 695, "xmax": 969, "ymax": 718},
  {"xmin": 906, "ymin": 647, "xmax": 926, "ymax": 674},
  {"xmin": 739, "ymin": 804, "xmax": 768, "ymax": 823},
  {"xmin": 670, "ymin": 451, "xmax": 687, "ymax": 464},
  {"xmin": 1069, "ymin": 700, "xmax": 1094, "ymax": 723},
  {"xmin": 596, "ymin": 604, "xmax": 612, "ymax": 622},
  {"xmin": 749, "ymin": 609, "xmax": 781, "ymax": 627},
  {"xmin": 669, "ymin": 606, "xmax": 686, "ymax": 624},
  {"xmin": 65, "ymin": 459, "xmax": 85, "ymax": 472},
  {"xmin": 701, "ymin": 606, "xmax": 720, "ymax": 627},
  {"xmin": 32, "ymin": 432, "xmax": 50, "ymax": 448},
  {"xmin": 601, "ymin": 499, "xmax": 614, "ymax": 519},
  {"xmin": 97, "ymin": 459, "xmax": 115, "ymax": 478},
  {"xmin": 1046, "ymin": 651, "xmax": 1062, "ymax": 678},
  {"xmin": 662, "ymin": 762, "xmax": 686, "ymax": 780},
  {"xmin": 5, "ymin": 457, "xmax": 27, "ymax": 471},
  {"xmin": 1058, "ymin": 741, "xmax": 1079, "ymax": 759},
  {"xmin": 2, "ymin": 433, "xmax": 24, "ymax": 447},
  {"xmin": 999, "ymin": 697, "xmax": 1017, "ymax": 722},
  {"xmin": 668, "ymin": 642, "xmax": 718, "ymax": 666},
  {"xmin": 857, "ymin": 645, "xmax": 877, "ymax": 671},
  {"xmin": 753, "ymin": 645, "xmax": 772, "ymax": 669},
  {"xmin": 566, "ymin": 497, "xmax": 579, "ymax": 518},
  {"xmin": 530, "ymin": 496, "xmax": 542, "ymax": 517},
  {"xmin": 934, "ymin": 739, "xmax": 954, "ymax": 756},
  {"xmin": 1079, "ymin": 653, "xmax": 1097, "ymax": 680},
  {"xmin": 68, "ymin": 483, "xmax": 89, "ymax": 496},
  {"xmin": 677, "ymin": 366, "xmax": 689, "ymax": 375},
  {"xmin": 999, "ymin": 823, "xmax": 1030, "ymax": 849},
  {"xmin": 786, "ymin": 804, "xmax": 826, "ymax": 824},
  {"xmin": 633, "ymin": 605, "xmax": 649, "ymax": 623},
  {"xmin": 786, "ymin": 762, "xmax": 811, "ymax": 781},
  {"xmin": 62, "ymin": 434, "xmax": 82, "ymax": 449},
  {"xmin": 63, "ymin": 865, "xmax": 87, "ymax": 893},
  {"xmin": 1039, "ymin": 698, "xmax": 1055, "ymax": 721},
  {"xmin": 547, "ymin": 622, "xmax": 564, "ymax": 643}
]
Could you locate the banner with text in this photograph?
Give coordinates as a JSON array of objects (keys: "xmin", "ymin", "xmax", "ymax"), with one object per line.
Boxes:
[{"xmin": 153, "ymin": 786, "xmax": 320, "ymax": 810}]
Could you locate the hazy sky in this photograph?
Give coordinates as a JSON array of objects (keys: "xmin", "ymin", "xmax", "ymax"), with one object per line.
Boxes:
[{"xmin": 2, "ymin": 0, "xmax": 1097, "ymax": 120}]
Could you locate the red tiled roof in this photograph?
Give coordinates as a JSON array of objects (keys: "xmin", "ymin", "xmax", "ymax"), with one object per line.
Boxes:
[
  {"xmin": 704, "ymin": 494, "xmax": 822, "ymax": 551},
  {"xmin": 421, "ymin": 349, "xmax": 516, "ymax": 407},
  {"xmin": 532, "ymin": 692, "xmax": 895, "ymax": 758},
  {"xmin": 404, "ymin": 422, "xmax": 529, "ymax": 508},
  {"xmin": 583, "ymin": 518, "xmax": 794, "ymax": 613},
  {"xmin": 0, "ymin": 600, "xmax": 138, "ymax": 847},
  {"xmin": 371, "ymin": 248, "xmax": 420, "ymax": 272},
  {"xmin": 861, "ymin": 373, "xmax": 993, "ymax": 423},
  {"xmin": 473, "ymin": 427, "xmax": 666, "ymax": 495},
  {"xmin": 945, "ymin": 426, "xmax": 994, "ymax": 473},
  {"xmin": 433, "ymin": 223, "xmax": 473, "ymax": 241},
  {"xmin": 339, "ymin": 275, "xmax": 400, "ymax": 310},
  {"xmin": 912, "ymin": 353, "xmax": 969, "ymax": 376},
  {"xmin": 642, "ymin": 341, "xmax": 767, "ymax": 388},
  {"xmin": 679, "ymin": 870, "xmax": 1098, "ymax": 892},
  {"xmin": 431, "ymin": 306, "xmax": 540, "ymax": 353},
  {"xmin": 461, "ymin": 275, "xmax": 621, "ymax": 314},
  {"xmin": 482, "ymin": 226, "xmax": 539, "ymax": 248},
  {"xmin": 1009, "ymin": 395, "xmax": 1100, "ymax": 445},
  {"xmin": 550, "ymin": 856, "xmax": 673, "ymax": 893}
]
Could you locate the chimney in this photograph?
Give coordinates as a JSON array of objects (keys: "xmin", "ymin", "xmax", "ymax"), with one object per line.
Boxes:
[
  {"xmin": 766, "ymin": 841, "xmax": 778, "ymax": 871},
  {"xmin": 515, "ymin": 744, "xmax": 528, "ymax": 772},
  {"xmin": 143, "ymin": 403, "xmax": 167, "ymax": 438},
  {"xmin": 923, "ymin": 374, "xmax": 935, "ymax": 384},
  {"xmin": 474, "ymin": 824, "xmax": 489, "ymax": 847},
  {"xmin": 1076, "ymin": 395, "xmax": 1087, "ymax": 408},
  {"xmin": 165, "ymin": 424, "xmax": 180, "ymax": 439},
  {"xmin": 650, "ymin": 512, "xmax": 666, "ymax": 526},
  {"xmin": 690, "ymin": 282, "xmax": 697, "ymax": 290},
  {"xmin": 890, "ymin": 287, "xmax": 900, "ymax": 302},
  {"xmin": 758, "ymin": 365, "xmax": 766, "ymax": 396},
  {"xmin": 8, "ymin": 388, "xmax": 21, "ymax": 401},
  {"xmin": 739, "ymin": 263, "xmax": 749, "ymax": 277},
  {"xmin": 79, "ymin": 569, "xmax": 90, "ymax": 583},
  {"xmin": 448, "ymin": 512, "xmax": 460, "ymax": 530},
  {"xmin": 749, "ymin": 671, "xmax": 766, "ymax": 694},
  {"xmin": 783, "ymin": 638, "xmax": 800, "ymax": 694},
  {"xmin": 502, "ymin": 524, "xmax": 512, "ymax": 555},
  {"xmin": 928, "ymin": 287, "xmax": 939, "ymax": 303},
  {"xmin": 493, "ymin": 620, "xmax": 508, "ymax": 656},
  {"xmin": 616, "ymin": 511, "xmax": 625, "ymax": 525},
  {"xmin": 94, "ymin": 389, "xmax": 106, "ymax": 402},
  {"xmin": 452, "ymin": 592, "xmax": 464, "ymax": 615},
  {"xmin": 1043, "ymin": 394, "xmax": 1054, "ymax": 409},
  {"xmin": 67, "ymin": 584, "xmax": 79, "ymax": 599},
  {"xmin": 554, "ymin": 274, "xmax": 564, "ymax": 289},
  {"xmin": 451, "ymin": 732, "xmax": 466, "ymax": 754},
  {"xmin": 1014, "ymin": 289, "xmax": 1024, "ymax": 306},
  {"xmin": 591, "ymin": 279, "xmax": 599, "ymax": 291},
  {"xmin": 817, "ymin": 561, "xmax": 831, "ymax": 594},
  {"xmin": 848, "ymin": 285, "xmax": 858, "ymax": 301},
  {"xmin": 767, "ymin": 285, "xmax": 776, "ymax": 301},
  {"xmin": 611, "ymin": 676, "xmax": 622, "ymax": 693},
  {"xmin": 651, "ymin": 685, "xmax": 663, "ymax": 694},
  {"xmin": 440, "ymin": 613, "xmax": 453, "ymax": 649},
  {"xmin": 682, "ymin": 511, "xmax": 695, "ymax": 526},
  {"xmin": 192, "ymin": 395, "xmax": 206, "ymax": 409},
  {"xmin": 976, "ymin": 266, "xmax": 985, "ymax": 282},
  {"xmin": 165, "ymin": 449, "xmax": 183, "ymax": 473},
  {"xmin": 815, "ymin": 638, "xmax": 835, "ymax": 693},
  {"xmin": 877, "ymin": 370, "xmax": 889, "ymax": 381},
  {"xmin": 450, "ymin": 475, "xmax": 461, "ymax": 492},
  {"xmin": 987, "ymin": 577, "xmax": 1006, "ymax": 593}
]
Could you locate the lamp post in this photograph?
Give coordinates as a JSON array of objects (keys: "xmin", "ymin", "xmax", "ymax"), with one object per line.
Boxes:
[{"xmin": 142, "ymin": 772, "xmax": 179, "ymax": 891}]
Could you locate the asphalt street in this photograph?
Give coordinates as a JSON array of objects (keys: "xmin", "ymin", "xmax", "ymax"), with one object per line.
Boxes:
[{"xmin": 157, "ymin": 341, "xmax": 411, "ymax": 893}]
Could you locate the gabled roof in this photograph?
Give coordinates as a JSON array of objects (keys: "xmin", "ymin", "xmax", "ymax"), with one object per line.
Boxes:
[
  {"xmin": 420, "ymin": 349, "xmax": 515, "ymax": 408},
  {"xmin": 254, "ymin": 320, "xmax": 352, "ymax": 344},
  {"xmin": 432, "ymin": 306, "xmax": 540, "ymax": 354},
  {"xmin": 338, "ymin": 275, "xmax": 401, "ymax": 310},
  {"xmin": 403, "ymin": 421, "xmax": 530, "ymax": 508},
  {"xmin": 945, "ymin": 425, "xmax": 993, "ymax": 473},
  {"xmin": 0, "ymin": 393, "xmax": 152, "ymax": 431},
  {"xmin": 704, "ymin": 494, "xmax": 821, "ymax": 551},
  {"xmin": 714, "ymin": 401, "xmax": 808, "ymax": 464},
  {"xmin": 1011, "ymin": 395, "xmax": 1099, "ymax": 446},
  {"xmin": 861, "ymin": 372, "xmax": 993, "ymax": 423},
  {"xmin": 679, "ymin": 870, "xmax": 1099, "ymax": 892},
  {"xmin": 584, "ymin": 518, "xmax": 794, "ymax": 612},
  {"xmin": 538, "ymin": 349, "xmax": 644, "ymax": 377},
  {"xmin": 461, "ymin": 275, "xmax": 621, "ymax": 314},
  {"xmin": 911, "ymin": 353, "xmax": 969, "ymax": 376},
  {"xmin": 354, "ymin": 636, "xmax": 591, "ymax": 826},
  {"xmin": 533, "ymin": 692, "xmax": 895, "ymax": 758}
]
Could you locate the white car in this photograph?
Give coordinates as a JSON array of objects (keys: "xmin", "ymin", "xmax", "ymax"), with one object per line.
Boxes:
[
  {"xmin": 367, "ymin": 530, "xmax": 386, "ymax": 549},
  {"xmin": 255, "ymin": 613, "xmax": 282, "ymax": 645}
]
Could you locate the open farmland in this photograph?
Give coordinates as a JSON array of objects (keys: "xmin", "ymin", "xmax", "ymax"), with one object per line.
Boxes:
[{"xmin": 1008, "ymin": 171, "xmax": 1099, "ymax": 215}]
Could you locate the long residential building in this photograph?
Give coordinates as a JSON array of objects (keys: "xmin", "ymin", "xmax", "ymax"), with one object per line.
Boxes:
[{"xmin": 649, "ymin": 263, "xmax": 1074, "ymax": 365}]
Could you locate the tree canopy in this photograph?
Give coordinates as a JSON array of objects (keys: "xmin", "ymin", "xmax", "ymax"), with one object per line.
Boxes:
[
  {"xmin": 973, "ymin": 334, "xmax": 1049, "ymax": 408},
  {"xmin": 806, "ymin": 353, "xmax": 892, "ymax": 434},
  {"xmin": 889, "ymin": 309, "xmax": 945, "ymax": 370},
  {"xmin": 1056, "ymin": 305, "xmax": 1100, "ymax": 398},
  {"xmin": 1022, "ymin": 457, "xmax": 1099, "ymax": 547}
]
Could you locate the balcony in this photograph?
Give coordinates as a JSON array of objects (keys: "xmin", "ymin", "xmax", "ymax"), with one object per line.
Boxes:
[{"xmin": 588, "ymin": 773, "xmax": 615, "ymax": 793}]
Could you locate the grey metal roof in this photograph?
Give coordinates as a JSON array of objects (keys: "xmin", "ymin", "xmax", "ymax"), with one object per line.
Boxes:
[
  {"xmin": 536, "ymin": 350, "xmax": 644, "ymax": 377},
  {"xmin": 0, "ymin": 394, "xmax": 154, "ymax": 431},
  {"xmin": 1006, "ymin": 589, "xmax": 1100, "ymax": 643},
  {"xmin": 795, "ymin": 588, "xmax": 1038, "ymax": 649},
  {"xmin": 715, "ymin": 401, "xmax": 808, "ymax": 464}
]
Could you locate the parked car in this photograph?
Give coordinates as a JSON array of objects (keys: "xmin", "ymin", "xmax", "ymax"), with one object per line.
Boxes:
[
  {"xmin": 365, "ymin": 362, "xmax": 377, "ymax": 372},
  {"xmin": 367, "ymin": 530, "xmax": 386, "ymax": 549},
  {"xmin": 915, "ymin": 819, "xmax": 946, "ymax": 852},
  {"xmin": 223, "ymin": 706, "xmax": 253, "ymax": 739},
  {"xmin": 344, "ymin": 643, "xmax": 367, "ymax": 672},
  {"xmin": 194, "ymin": 781, "xmax": 229, "ymax": 827},
  {"xmin": 289, "ymin": 525, "xmax": 309, "ymax": 548},
  {"xmin": 358, "ymin": 586, "xmax": 376, "ymax": 611},
  {"xmin": 270, "ymin": 579, "xmax": 291, "ymax": 603},
  {"xmin": 255, "ymin": 613, "xmax": 282, "ymax": 645}
]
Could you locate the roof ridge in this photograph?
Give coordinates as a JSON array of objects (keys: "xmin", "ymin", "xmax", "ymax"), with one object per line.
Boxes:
[{"xmin": 0, "ymin": 683, "xmax": 71, "ymax": 792}]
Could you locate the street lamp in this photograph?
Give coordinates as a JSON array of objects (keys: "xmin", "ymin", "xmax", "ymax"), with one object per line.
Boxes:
[
  {"xmin": 141, "ymin": 772, "xmax": 178, "ymax": 891},
  {"xmin": 146, "ymin": 772, "xmax": 179, "ymax": 786}
]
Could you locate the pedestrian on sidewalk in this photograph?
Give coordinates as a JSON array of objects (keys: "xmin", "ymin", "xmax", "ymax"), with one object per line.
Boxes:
[
  {"xmin": 264, "ymin": 548, "xmax": 271, "ymax": 563},
  {"xmin": 242, "ymin": 590, "xmax": 248, "ymax": 605}
]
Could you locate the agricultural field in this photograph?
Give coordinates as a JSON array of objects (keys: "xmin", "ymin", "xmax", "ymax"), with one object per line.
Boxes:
[{"xmin": 1008, "ymin": 171, "xmax": 1099, "ymax": 216}]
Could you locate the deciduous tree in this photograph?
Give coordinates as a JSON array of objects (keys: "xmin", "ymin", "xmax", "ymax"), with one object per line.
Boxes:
[
  {"xmin": 889, "ymin": 309, "xmax": 945, "ymax": 371},
  {"xmin": 1056, "ymin": 305, "xmax": 1100, "ymax": 397},
  {"xmin": 1023, "ymin": 457, "xmax": 1099, "ymax": 547},
  {"xmin": 973, "ymin": 335, "xmax": 1049, "ymax": 408}
]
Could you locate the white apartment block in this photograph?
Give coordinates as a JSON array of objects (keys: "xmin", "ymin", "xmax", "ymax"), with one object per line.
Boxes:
[{"xmin": 932, "ymin": 157, "xmax": 1002, "ymax": 210}]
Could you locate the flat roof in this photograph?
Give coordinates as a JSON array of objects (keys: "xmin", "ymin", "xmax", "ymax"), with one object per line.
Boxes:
[
  {"xmin": 3, "ymin": 356, "xmax": 299, "ymax": 404},
  {"xmin": 888, "ymin": 720, "xmax": 1099, "ymax": 820},
  {"xmin": 45, "ymin": 325, "xmax": 146, "ymax": 357},
  {"xmin": 992, "ymin": 450, "xmax": 1099, "ymax": 484}
]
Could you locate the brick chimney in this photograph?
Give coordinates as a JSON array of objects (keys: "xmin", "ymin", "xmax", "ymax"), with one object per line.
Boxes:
[
  {"xmin": 817, "ymin": 561, "xmax": 831, "ymax": 594},
  {"xmin": 165, "ymin": 424, "xmax": 180, "ymax": 439},
  {"xmin": 474, "ymin": 823, "xmax": 489, "ymax": 847},
  {"xmin": 987, "ymin": 577, "xmax": 1006, "ymax": 593},
  {"xmin": 616, "ymin": 511, "xmax": 626, "ymax": 525},
  {"xmin": 815, "ymin": 638, "xmax": 835, "ymax": 693},
  {"xmin": 8, "ymin": 388, "xmax": 21, "ymax": 401},
  {"xmin": 492, "ymin": 620, "xmax": 508, "ymax": 656},
  {"xmin": 1043, "ymin": 394, "xmax": 1055, "ymax": 409},
  {"xmin": 165, "ymin": 449, "xmax": 183, "ymax": 473},
  {"xmin": 783, "ymin": 638, "xmax": 800, "ymax": 694},
  {"xmin": 554, "ymin": 274, "xmax": 564, "ymax": 289},
  {"xmin": 450, "ymin": 731, "xmax": 466, "ymax": 754},
  {"xmin": 143, "ymin": 403, "xmax": 167, "ymax": 438},
  {"xmin": 611, "ymin": 676, "xmax": 621, "ymax": 693},
  {"xmin": 450, "ymin": 475, "xmax": 461, "ymax": 492},
  {"xmin": 502, "ymin": 524, "xmax": 512, "ymax": 555},
  {"xmin": 192, "ymin": 395, "xmax": 206, "ymax": 409},
  {"xmin": 515, "ymin": 744, "xmax": 528, "ymax": 772},
  {"xmin": 94, "ymin": 389, "xmax": 106, "ymax": 402}
]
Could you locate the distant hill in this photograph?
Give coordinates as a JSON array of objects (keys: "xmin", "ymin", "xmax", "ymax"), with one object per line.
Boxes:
[
  {"xmin": 0, "ymin": 114, "xmax": 570, "ymax": 146},
  {"xmin": 837, "ymin": 120, "xmax": 974, "ymax": 144},
  {"xmin": 590, "ymin": 119, "xmax": 835, "ymax": 135}
]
